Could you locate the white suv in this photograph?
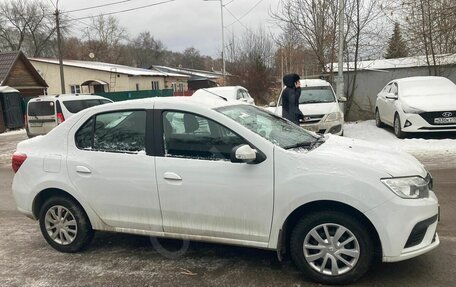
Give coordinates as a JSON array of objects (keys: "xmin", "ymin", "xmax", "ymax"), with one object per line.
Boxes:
[
  {"xmin": 26, "ymin": 94, "xmax": 112, "ymax": 137},
  {"xmin": 12, "ymin": 97, "xmax": 439, "ymax": 284},
  {"xmin": 268, "ymin": 79, "xmax": 346, "ymax": 135}
]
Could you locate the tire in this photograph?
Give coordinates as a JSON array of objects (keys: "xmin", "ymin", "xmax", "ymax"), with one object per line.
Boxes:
[
  {"xmin": 39, "ymin": 196, "xmax": 94, "ymax": 253},
  {"xmin": 394, "ymin": 114, "xmax": 406, "ymax": 138},
  {"xmin": 375, "ymin": 109, "xmax": 383, "ymax": 128},
  {"xmin": 290, "ymin": 211, "xmax": 374, "ymax": 285}
]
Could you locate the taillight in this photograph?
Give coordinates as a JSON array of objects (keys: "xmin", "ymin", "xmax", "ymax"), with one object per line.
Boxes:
[
  {"xmin": 12, "ymin": 153, "xmax": 27, "ymax": 173},
  {"xmin": 24, "ymin": 114, "xmax": 28, "ymax": 127},
  {"xmin": 57, "ymin": 112, "xmax": 65, "ymax": 124}
]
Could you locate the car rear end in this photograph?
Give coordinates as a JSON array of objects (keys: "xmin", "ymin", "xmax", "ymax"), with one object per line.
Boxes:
[{"xmin": 26, "ymin": 98, "xmax": 58, "ymax": 137}]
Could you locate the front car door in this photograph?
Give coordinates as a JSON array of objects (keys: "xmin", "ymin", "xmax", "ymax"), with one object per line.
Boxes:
[
  {"xmin": 154, "ymin": 104, "xmax": 274, "ymax": 245},
  {"xmin": 67, "ymin": 108, "xmax": 162, "ymax": 232}
]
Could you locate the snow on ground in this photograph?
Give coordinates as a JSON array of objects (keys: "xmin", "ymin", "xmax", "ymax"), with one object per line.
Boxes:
[
  {"xmin": 0, "ymin": 129, "xmax": 25, "ymax": 137},
  {"xmin": 344, "ymin": 120, "xmax": 456, "ymax": 169}
]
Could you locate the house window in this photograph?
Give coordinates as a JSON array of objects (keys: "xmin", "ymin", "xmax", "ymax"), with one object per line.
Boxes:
[
  {"xmin": 151, "ymin": 81, "xmax": 160, "ymax": 90},
  {"xmin": 178, "ymin": 83, "xmax": 184, "ymax": 92},
  {"xmin": 70, "ymin": 85, "xmax": 81, "ymax": 94},
  {"xmin": 136, "ymin": 83, "xmax": 140, "ymax": 91},
  {"xmin": 171, "ymin": 83, "xmax": 177, "ymax": 92}
]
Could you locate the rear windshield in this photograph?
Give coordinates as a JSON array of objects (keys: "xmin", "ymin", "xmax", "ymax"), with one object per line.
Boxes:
[
  {"xmin": 28, "ymin": 101, "xmax": 55, "ymax": 116},
  {"xmin": 62, "ymin": 99, "xmax": 110, "ymax": 113}
]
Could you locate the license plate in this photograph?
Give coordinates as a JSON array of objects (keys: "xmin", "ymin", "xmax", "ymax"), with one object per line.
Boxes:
[
  {"xmin": 29, "ymin": 122, "xmax": 43, "ymax": 127},
  {"xmin": 434, "ymin": 117, "xmax": 456, "ymax": 124},
  {"xmin": 303, "ymin": 125, "xmax": 318, "ymax": 132}
]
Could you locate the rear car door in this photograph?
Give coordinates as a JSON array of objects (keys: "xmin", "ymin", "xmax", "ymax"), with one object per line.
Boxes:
[
  {"xmin": 67, "ymin": 109, "xmax": 162, "ymax": 231},
  {"xmin": 385, "ymin": 82, "xmax": 398, "ymax": 123},
  {"xmin": 377, "ymin": 83, "xmax": 391, "ymax": 124},
  {"xmin": 27, "ymin": 100, "xmax": 57, "ymax": 135},
  {"xmin": 154, "ymin": 108, "xmax": 274, "ymax": 244}
]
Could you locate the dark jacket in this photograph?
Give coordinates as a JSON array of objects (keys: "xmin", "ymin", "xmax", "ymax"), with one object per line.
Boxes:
[{"xmin": 281, "ymin": 74, "xmax": 303, "ymax": 125}]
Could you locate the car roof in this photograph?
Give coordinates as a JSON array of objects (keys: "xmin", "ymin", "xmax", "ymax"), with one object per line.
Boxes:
[
  {"xmin": 299, "ymin": 79, "xmax": 331, "ymax": 87},
  {"xmin": 391, "ymin": 76, "xmax": 451, "ymax": 84},
  {"xmin": 28, "ymin": 94, "xmax": 109, "ymax": 102},
  {"xmin": 201, "ymin": 86, "xmax": 246, "ymax": 92},
  {"xmin": 83, "ymin": 95, "xmax": 236, "ymax": 114}
]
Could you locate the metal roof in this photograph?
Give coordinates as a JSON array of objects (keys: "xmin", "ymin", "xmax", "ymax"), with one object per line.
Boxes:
[
  {"xmin": 153, "ymin": 65, "xmax": 224, "ymax": 80},
  {"xmin": 329, "ymin": 54, "xmax": 456, "ymax": 73},
  {"xmin": 30, "ymin": 58, "xmax": 189, "ymax": 78}
]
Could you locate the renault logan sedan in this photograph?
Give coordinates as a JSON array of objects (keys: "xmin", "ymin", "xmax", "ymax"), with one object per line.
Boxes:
[
  {"xmin": 12, "ymin": 97, "xmax": 439, "ymax": 284},
  {"xmin": 375, "ymin": 76, "xmax": 456, "ymax": 138}
]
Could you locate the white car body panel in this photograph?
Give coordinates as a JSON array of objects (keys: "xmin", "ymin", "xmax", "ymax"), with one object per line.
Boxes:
[
  {"xmin": 12, "ymin": 96, "xmax": 439, "ymax": 263},
  {"xmin": 192, "ymin": 86, "xmax": 255, "ymax": 105}
]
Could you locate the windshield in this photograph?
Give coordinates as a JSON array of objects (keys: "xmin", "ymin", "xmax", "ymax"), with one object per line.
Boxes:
[
  {"xmin": 299, "ymin": 86, "xmax": 336, "ymax": 104},
  {"xmin": 216, "ymin": 105, "xmax": 319, "ymax": 149}
]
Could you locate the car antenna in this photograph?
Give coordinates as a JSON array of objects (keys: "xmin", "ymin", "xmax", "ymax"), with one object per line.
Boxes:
[{"xmin": 200, "ymin": 88, "xmax": 228, "ymax": 101}]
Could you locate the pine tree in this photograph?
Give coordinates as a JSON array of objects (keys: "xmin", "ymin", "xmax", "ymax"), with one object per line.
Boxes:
[{"xmin": 385, "ymin": 23, "xmax": 408, "ymax": 59}]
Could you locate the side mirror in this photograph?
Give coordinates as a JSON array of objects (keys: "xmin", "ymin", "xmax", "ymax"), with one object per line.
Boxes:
[
  {"xmin": 338, "ymin": 96, "xmax": 347, "ymax": 102},
  {"xmin": 231, "ymin": 144, "xmax": 257, "ymax": 163},
  {"xmin": 386, "ymin": 93, "xmax": 398, "ymax": 100},
  {"xmin": 268, "ymin": 101, "xmax": 276, "ymax": 107}
]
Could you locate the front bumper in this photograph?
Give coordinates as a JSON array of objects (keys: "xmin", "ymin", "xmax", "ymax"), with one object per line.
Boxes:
[
  {"xmin": 402, "ymin": 113, "xmax": 456, "ymax": 132},
  {"xmin": 300, "ymin": 119, "xmax": 344, "ymax": 135},
  {"xmin": 364, "ymin": 190, "xmax": 439, "ymax": 262}
]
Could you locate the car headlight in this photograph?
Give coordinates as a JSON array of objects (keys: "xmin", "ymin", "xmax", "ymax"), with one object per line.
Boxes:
[
  {"xmin": 381, "ymin": 176, "xmax": 430, "ymax": 199},
  {"xmin": 324, "ymin": 112, "xmax": 343, "ymax": 122},
  {"xmin": 402, "ymin": 103, "xmax": 424, "ymax": 114}
]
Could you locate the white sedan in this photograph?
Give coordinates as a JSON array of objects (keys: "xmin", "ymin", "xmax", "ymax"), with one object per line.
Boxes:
[
  {"xmin": 375, "ymin": 76, "xmax": 456, "ymax": 138},
  {"xmin": 192, "ymin": 86, "xmax": 255, "ymax": 105},
  {"xmin": 12, "ymin": 96, "xmax": 438, "ymax": 284}
]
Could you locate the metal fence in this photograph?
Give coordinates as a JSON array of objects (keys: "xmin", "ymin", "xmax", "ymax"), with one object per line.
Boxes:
[{"xmin": 97, "ymin": 89, "xmax": 174, "ymax": 102}]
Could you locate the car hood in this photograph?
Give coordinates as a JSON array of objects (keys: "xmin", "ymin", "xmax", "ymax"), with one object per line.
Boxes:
[
  {"xmin": 309, "ymin": 135, "xmax": 427, "ymax": 178},
  {"xmin": 298, "ymin": 102, "xmax": 341, "ymax": 116},
  {"xmin": 401, "ymin": 94, "xmax": 456, "ymax": 112}
]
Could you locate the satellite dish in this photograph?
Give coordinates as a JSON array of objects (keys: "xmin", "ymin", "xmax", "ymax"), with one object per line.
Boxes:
[{"xmin": 89, "ymin": 52, "xmax": 95, "ymax": 59}]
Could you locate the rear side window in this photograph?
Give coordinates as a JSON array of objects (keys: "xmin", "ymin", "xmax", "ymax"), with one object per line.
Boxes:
[
  {"xmin": 75, "ymin": 110, "xmax": 146, "ymax": 153},
  {"xmin": 63, "ymin": 99, "xmax": 108, "ymax": 113},
  {"xmin": 28, "ymin": 101, "xmax": 55, "ymax": 116}
]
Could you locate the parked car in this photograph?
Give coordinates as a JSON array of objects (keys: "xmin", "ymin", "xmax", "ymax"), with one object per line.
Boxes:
[
  {"xmin": 26, "ymin": 94, "xmax": 112, "ymax": 137},
  {"xmin": 192, "ymin": 86, "xmax": 255, "ymax": 105},
  {"xmin": 12, "ymin": 96, "xmax": 439, "ymax": 284},
  {"xmin": 375, "ymin": 76, "xmax": 456, "ymax": 138},
  {"xmin": 268, "ymin": 79, "xmax": 346, "ymax": 135}
]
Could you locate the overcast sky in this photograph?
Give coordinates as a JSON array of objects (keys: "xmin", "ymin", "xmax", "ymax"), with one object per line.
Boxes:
[{"xmin": 59, "ymin": 0, "xmax": 282, "ymax": 57}]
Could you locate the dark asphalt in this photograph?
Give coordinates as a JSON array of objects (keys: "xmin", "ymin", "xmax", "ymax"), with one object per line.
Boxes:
[{"xmin": 0, "ymin": 159, "xmax": 455, "ymax": 286}]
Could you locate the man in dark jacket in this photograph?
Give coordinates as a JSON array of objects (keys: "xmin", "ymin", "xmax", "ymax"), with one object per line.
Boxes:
[{"xmin": 281, "ymin": 73, "xmax": 304, "ymax": 125}]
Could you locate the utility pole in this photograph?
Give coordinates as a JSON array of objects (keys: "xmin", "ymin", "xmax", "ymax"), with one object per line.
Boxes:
[
  {"xmin": 203, "ymin": 0, "xmax": 226, "ymax": 85},
  {"xmin": 54, "ymin": 0, "xmax": 66, "ymax": 94},
  {"xmin": 336, "ymin": 0, "xmax": 344, "ymax": 99}
]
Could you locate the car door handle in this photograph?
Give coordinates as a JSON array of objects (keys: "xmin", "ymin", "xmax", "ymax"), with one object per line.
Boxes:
[
  {"xmin": 163, "ymin": 172, "xmax": 182, "ymax": 181},
  {"xmin": 76, "ymin": 166, "xmax": 92, "ymax": 174}
]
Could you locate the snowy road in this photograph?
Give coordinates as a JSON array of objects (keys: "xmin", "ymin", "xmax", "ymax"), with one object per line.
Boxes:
[
  {"xmin": 345, "ymin": 120, "xmax": 456, "ymax": 169},
  {"xmin": 0, "ymin": 129, "xmax": 27, "ymax": 168}
]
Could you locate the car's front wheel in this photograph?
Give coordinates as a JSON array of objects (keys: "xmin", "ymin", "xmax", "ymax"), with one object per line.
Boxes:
[
  {"xmin": 394, "ymin": 114, "xmax": 406, "ymax": 138},
  {"xmin": 290, "ymin": 211, "xmax": 374, "ymax": 285},
  {"xmin": 39, "ymin": 196, "xmax": 94, "ymax": 253}
]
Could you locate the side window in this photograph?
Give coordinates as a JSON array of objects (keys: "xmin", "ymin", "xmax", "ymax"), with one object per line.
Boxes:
[
  {"xmin": 241, "ymin": 90, "xmax": 249, "ymax": 99},
  {"xmin": 75, "ymin": 110, "xmax": 146, "ymax": 153},
  {"xmin": 236, "ymin": 90, "xmax": 243, "ymax": 100},
  {"xmin": 162, "ymin": 111, "xmax": 247, "ymax": 160},
  {"xmin": 390, "ymin": 83, "xmax": 398, "ymax": 95},
  {"xmin": 383, "ymin": 83, "xmax": 392, "ymax": 93}
]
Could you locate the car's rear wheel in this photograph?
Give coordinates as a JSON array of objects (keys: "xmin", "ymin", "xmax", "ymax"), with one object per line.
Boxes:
[
  {"xmin": 375, "ymin": 109, "xmax": 383, "ymax": 128},
  {"xmin": 394, "ymin": 114, "xmax": 406, "ymax": 138},
  {"xmin": 290, "ymin": 211, "xmax": 374, "ymax": 285},
  {"xmin": 39, "ymin": 197, "xmax": 94, "ymax": 253}
]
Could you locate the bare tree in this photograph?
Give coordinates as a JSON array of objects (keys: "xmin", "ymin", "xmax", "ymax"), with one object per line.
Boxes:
[
  {"xmin": 0, "ymin": 0, "xmax": 57, "ymax": 56},
  {"xmin": 129, "ymin": 31, "xmax": 165, "ymax": 67},
  {"xmin": 83, "ymin": 14, "xmax": 128, "ymax": 64}
]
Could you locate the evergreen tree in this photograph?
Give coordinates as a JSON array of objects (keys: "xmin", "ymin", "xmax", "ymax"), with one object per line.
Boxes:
[{"xmin": 385, "ymin": 23, "xmax": 408, "ymax": 59}]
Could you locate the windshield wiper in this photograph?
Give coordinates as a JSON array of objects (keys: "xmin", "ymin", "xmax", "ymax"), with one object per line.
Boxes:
[
  {"xmin": 283, "ymin": 141, "xmax": 313, "ymax": 150},
  {"xmin": 200, "ymin": 88, "xmax": 228, "ymax": 101}
]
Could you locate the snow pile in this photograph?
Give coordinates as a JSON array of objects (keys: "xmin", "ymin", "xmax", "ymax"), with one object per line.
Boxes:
[
  {"xmin": 0, "ymin": 129, "xmax": 25, "ymax": 137},
  {"xmin": 344, "ymin": 120, "xmax": 456, "ymax": 169}
]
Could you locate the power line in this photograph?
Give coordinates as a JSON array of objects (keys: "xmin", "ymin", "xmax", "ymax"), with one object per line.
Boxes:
[
  {"xmin": 226, "ymin": 0, "xmax": 264, "ymax": 28},
  {"xmin": 62, "ymin": 0, "xmax": 139, "ymax": 14},
  {"xmin": 67, "ymin": 0, "xmax": 175, "ymax": 22},
  {"xmin": 224, "ymin": 6, "xmax": 249, "ymax": 31},
  {"xmin": 48, "ymin": 0, "xmax": 56, "ymax": 9}
]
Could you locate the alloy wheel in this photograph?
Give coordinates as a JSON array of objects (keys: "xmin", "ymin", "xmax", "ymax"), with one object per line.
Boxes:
[
  {"xmin": 44, "ymin": 205, "xmax": 78, "ymax": 245},
  {"xmin": 303, "ymin": 223, "xmax": 360, "ymax": 276}
]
